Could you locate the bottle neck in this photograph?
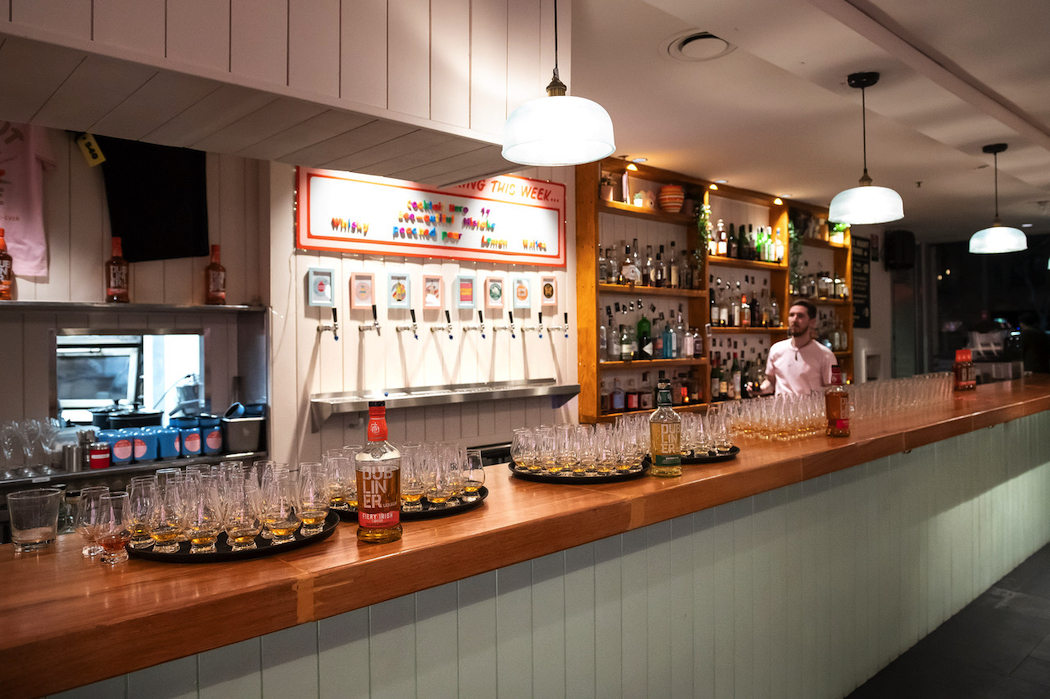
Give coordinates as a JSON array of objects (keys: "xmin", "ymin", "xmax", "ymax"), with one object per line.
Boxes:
[
  {"xmin": 367, "ymin": 407, "xmax": 388, "ymax": 441},
  {"xmin": 111, "ymin": 238, "xmax": 123, "ymax": 258},
  {"xmin": 210, "ymin": 245, "xmax": 221, "ymax": 264}
]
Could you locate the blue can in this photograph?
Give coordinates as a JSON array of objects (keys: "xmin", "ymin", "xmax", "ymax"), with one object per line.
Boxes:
[
  {"xmin": 110, "ymin": 429, "xmax": 136, "ymax": 464},
  {"xmin": 152, "ymin": 426, "xmax": 181, "ymax": 459},
  {"xmin": 198, "ymin": 415, "xmax": 222, "ymax": 456}
]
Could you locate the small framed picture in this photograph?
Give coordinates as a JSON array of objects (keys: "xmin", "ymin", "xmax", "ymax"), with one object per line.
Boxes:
[
  {"xmin": 512, "ymin": 276, "xmax": 531, "ymax": 309},
  {"xmin": 307, "ymin": 267, "xmax": 336, "ymax": 307},
  {"xmin": 485, "ymin": 277, "xmax": 505, "ymax": 310},
  {"xmin": 350, "ymin": 272, "xmax": 374, "ymax": 309},
  {"xmin": 387, "ymin": 272, "xmax": 411, "ymax": 309},
  {"xmin": 422, "ymin": 275, "xmax": 443, "ymax": 309},
  {"xmin": 455, "ymin": 276, "xmax": 476, "ymax": 309},
  {"xmin": 540, "ymin": 276, "xmax": 557, "ymax": 307}
]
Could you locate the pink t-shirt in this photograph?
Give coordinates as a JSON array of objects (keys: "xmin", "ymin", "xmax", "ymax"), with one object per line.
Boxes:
[
  {"xmin": 0, "ymin": 122, "xmax": 55, "ymax": 277},
  {"xmin": 765, "ymin": 337, "xmax": 837, "ymax": 396}
]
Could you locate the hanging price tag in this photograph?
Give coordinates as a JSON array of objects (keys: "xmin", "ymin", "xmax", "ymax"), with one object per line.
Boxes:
[{"xmin": 76, "ymin": 133, "xmax": 106, "ymax": 167}]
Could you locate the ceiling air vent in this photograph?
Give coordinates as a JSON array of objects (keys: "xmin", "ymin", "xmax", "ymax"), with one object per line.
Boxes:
[{"xmin": 661, "ymin": 30, "xmax": 736, "ymax": 62}]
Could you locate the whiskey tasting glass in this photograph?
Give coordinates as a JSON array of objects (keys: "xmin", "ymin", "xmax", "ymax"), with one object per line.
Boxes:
[
  {"xmin": 148, "ymin": 479, "xmax": 184, "ymax": 554},
  {"xmin": 75, "ymin": 485, "xmax": 110, "ymax": 557},
  {"xmin": 535, "ymin": 426, "xmax": 556, "ymax": 474},
  {"xmin": 577, "ymin": 424, "xmax": 597, "ymax": 474},
  {"xmin": 438, "ymin": 442, "xmax": 465, "ymax": 504},
  {"xmin": 126, "ymin": 476, "xmax": 156, "ymax": 549},
  {"xmin": 342, "ymin": 446, "xmax": 361, "ymax": 509},
  {"xmin": 424, "ymin": 449, "xmax": 454, "ymax": 508},
  {"xmin": 224, "ymin": 478, "xmax": 263, "ymax": 551},
  {"xmin": 298, "ymin": 461, "xmax": 331, "ymax": 536},
  {"xmin": 400, "ymin": 443, "xmax": 426, "ymax": 513},
  {"xmin": 263, "ymin": 470, "xmax": 301, "ymax": 545},
  {"xmin": 462, "ymin": 449, "xmax": 486, "ymax": 502},
  {"xmin": 594, "ymin": 423, "xmax": 615, "ymax": 474},
  {"xmin": 553, "ymin": 424, "xmax": 577, "ymax": 475},
  {"xmin": 185, "ymin": 474, "xmax": 223, "ymax": 554},
  {"xmin": 323, "ymin": 450, "xmax": 352, "ymax": 511},
  {"xmin": 96, "ymin": 492, "xmax": 132, "ymax": 565}
]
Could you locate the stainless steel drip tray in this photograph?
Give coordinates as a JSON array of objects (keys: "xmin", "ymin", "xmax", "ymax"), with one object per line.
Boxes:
[{"xmin": 310, "ymin": 380, "xmax": 580, "ymax": 429}]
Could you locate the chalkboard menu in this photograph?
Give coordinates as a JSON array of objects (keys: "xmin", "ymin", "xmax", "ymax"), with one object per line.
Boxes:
[{"xmin": 852, "ymin": 236, "xmax": 871, "ymax": 329}]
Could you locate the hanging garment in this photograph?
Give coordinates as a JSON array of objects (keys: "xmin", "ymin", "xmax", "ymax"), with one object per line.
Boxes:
[{"xmin": 0, "ymin": 122, "xmax": 56, "ymax": 277}]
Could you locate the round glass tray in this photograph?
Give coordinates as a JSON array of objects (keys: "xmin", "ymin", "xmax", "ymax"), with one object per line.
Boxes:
[
  {"xmin": 335, "ymin": 486, "xmax": 489, "ymax": 521},
  {"xmin": 126, "ymin": 511, "xmax": 340, "ymax": 564},
  {"xmin": 508, "ymin": 461, "xmax": 649, "ymax": 484},
  {"xmin": 682, "ymin": 445, "xmax": 740, "ymax": 464}
]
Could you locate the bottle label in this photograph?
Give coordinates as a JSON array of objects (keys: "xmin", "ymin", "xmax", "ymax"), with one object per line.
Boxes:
[
  {"xmin": 0, "ymin": 258, "xmax": 10, "ymax": 281},
  {"xmin": 184, "ymin": 431, "xmax": 201, "ymax": 453},
  {"xmin": 133, "ymin": 438, "xmax": 147, "ymax": 459},
  {"xmin": 650, "ymin": 423, "xmax": 681, "ymax": 467},
  {"xmin": 107, "ymin": 266, "xmax": 128, "ymax": 296},
  {"xmin": 205, "ymin": 429, "xmax": 222, "ymax": 451},
  {"xmin": 367, "ymin": 414, "xmax": 388, "ymax": 441},
  {"xmin": 208, "ymin": 270, "xmax": 226, "ymax": 299},
  {"xmin": 358, "ymin": 464, "xmax": 400, "ymax": 528},
  {"xmin": 113, "ymin": 439, "xmax": 133, "ymax": 461}
]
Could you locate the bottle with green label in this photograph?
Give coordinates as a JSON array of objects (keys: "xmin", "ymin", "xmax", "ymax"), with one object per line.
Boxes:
[{"xmin": 649, "ymin": 378, "xmax": 682, "ymax": 478}]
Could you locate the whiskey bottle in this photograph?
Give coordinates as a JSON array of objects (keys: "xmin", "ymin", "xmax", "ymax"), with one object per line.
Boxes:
[
  {"xmin": 356, "ymin": 401, "xmax": 403, "ymax": 543},
  {"xmin": 205, "ymin": 244, "xmax": 226, "ymax": 305},
  {"xmin": 105, "ymin": 237, "xmax": 130, "ymax": 303},
  {"xmin": 825, "ymin": 367, "xmax": 850, "ymax": 437},
  {"xmin": 0, "ymin": 228, "xmax": 12, "ymax": 300},
  {"xmin": 649, "ymin": 377, "xmax": 682, "ymax": 478}
]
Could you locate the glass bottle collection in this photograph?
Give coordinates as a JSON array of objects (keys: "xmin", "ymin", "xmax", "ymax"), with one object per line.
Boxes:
[
  {"xmin": 708, "ymin": 275, "xmax": 781, "ymax": 328},
  {"xmin": 598, "ymin": 238, "xmax": 702, "ymax": 291},
  {"xmin": 707, "ymin": 219, "xmax": 784, "ymax": 263},
  {"xmin": 103, "ymin": 238, "xmax": 227, "ymax": 305}
]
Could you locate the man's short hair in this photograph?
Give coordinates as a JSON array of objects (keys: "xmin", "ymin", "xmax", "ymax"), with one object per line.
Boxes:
[{"xmin": 790, "ymin": 299, "xmax": 818, "ymax": 320}]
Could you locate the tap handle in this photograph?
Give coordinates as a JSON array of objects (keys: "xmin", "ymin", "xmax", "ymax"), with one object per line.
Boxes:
[
  {"xmin": 445, "ymin": 310, "xmax": 452, "ymax": 339},
  {"xmin": 478, "ymin": 310, "xmax": 485, "ymax": 339},
  {"xmin": 331, "ymin": 307, "xmax": 339, "ymax": 341},
  {"xmin": 410, "ymin": 308, "xmax": 416, "ymax": 323},
  {"xmin": 564, "ymin": 312, "xmax": 569, "ymax": 337},
  {"xmin": 538, "ymin": 311, "xmax": 543, "ymax": 338},
  {"xmin": 508, "ymin": 311, "xmax": 516, "ymax": 338},
  {"xmin": 371, "ymin": 304, "xmax": 378, "ymax": 322}
]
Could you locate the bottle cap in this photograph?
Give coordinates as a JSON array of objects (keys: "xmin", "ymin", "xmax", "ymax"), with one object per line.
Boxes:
[{"xmin": 955, "ymin": 349, "xmax": 967, "ymax": 362}]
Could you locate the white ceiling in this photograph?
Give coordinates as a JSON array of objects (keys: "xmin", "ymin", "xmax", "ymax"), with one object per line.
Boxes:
[{"xmin": 571, "ymin": 0, "xmax": 1050, "ymax": 243}]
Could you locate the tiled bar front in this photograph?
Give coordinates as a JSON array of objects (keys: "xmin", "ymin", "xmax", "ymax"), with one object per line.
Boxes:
[{"xmin": 9, "ymin": 382, "xmax": 1050, "ymax": 699}]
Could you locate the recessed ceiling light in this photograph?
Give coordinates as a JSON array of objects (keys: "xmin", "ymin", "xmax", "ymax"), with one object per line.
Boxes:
[
  {"xmin": 631, "ymin": 157, "xmax": 647, "ymax": 164},
  {"xmin": 1022, "ymin": 223, "xmax": 1033, "ymax": 228},
  {"xmin": 782, "ymin": 194, "xmax": 794, "ymax": 198},
  {"xmin": 715, "ymin": 179, "xmax": 728, "ymax": 184},
  {"xmin": 661, "ymin": 30, "xmax": 736, "ymax": 62}
]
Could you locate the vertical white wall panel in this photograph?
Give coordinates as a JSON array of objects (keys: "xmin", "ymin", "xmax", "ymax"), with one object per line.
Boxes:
[
  {"xmin": 495, "ymin": 560, "xmax": 533, "ymax": 698},
  {"xmin": 369, "ymin": 596, "xmax": 416, "ymax": 699},
  {"xmin": 414, "ymin": 582, "xmax": 459, "ymax": 697},
  {"xmin": 430, "ymin": 0, "xmax": 470, "ymax": 128},
  {"xmin": 166, "ymin": 0, "xmax": 231, "ymax": 71},
  {"xmin": 10, "ymin": 0, "xmax": 91, "ymax": 41},
  {"xmin": 506, "ymin": 0, "xmax": 541, "ymax": 115},
  {"xmin": 340, "ymin": 0, "xmax": 388, "ymax": 109},
  {"xmin": 231, "ymin": 0, "xmax": 288, "ymax": 86},
  {"xmin": 93, "ymin": 0, "xmax": 165, "ymax": 57},
  {"xmin": 468, "ymin": 0, "xmax": 508, "ymax": 136},
  {"xmin": 261, "ymin": 624, "xmax": 319, "ymax": 699},
  {"xmin": 387, "ymin": 0, "xmax": 430, "ymax": 119},
  {"xmin": 288, "ymin": 0, "xmax": 340, "ymax": 98},
  {"xmin": 0, "ymin": 316, "xmax": 23, "ymax": 422},
  {"xmin": 457, "ymin": 572, "xmax": 498, "ymax": 697}
]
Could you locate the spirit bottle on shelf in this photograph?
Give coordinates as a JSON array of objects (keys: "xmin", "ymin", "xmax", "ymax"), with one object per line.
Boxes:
[
  {"xmin": 731, "ymin": 353, "xmax": 742, "ymax": 400},
  {"xmin": 654, "ymin": 246, "xmax": 667, "ymax": 287},
  {"xmin": 636, "ymin": 304, "xmax": 652, "ymax": 361},
  {"xmin": 719, "ymin": 283, "xmax": 730, "ymax": 327},
  {"xmin": 598, "ymin": 248, "xmax": 609, "ymax": 283},
  {"xmin": 729, "ymin": 285, "xmax": 741, "ymax": 327},
  {"xmin": 205, "ymin": 244, "xmax": 226, "ymax": 305},
  {"xmin": 825, "ymin": 367, "xmax": 850, "ymax": 437},
  {"xmin": 640, "ymin": 371, "xmax": 655, "ymax": 410},
  {"xmin": 741, "ymin": 294, "xmax": 751, "ymax": 328},
  {"xmin": 0, "ymin": 229, "xmax": 12, "ymax": 300},
  {"xmin": 105, "ymin": 237, "xmax": 130, "ymax": 303},
  {"xmin": 621, "ymin": 244, "xmax": 641, "ymax": 284},
  {"xmin": 668, "ymin": 242, "xmax": 679, "ymax": 288},
  {"xmin": 626, "ymin": 378, "xmax": 640, "ymax": 411},
  {"xmin": 608, "ymin": 246, "xmax": 620, "ymax": 284},
  {"xmin": 653, "ymin": 311, "xmax": 665, "ymax": 357},
  {"xmin": 727, "ymin": 223, "xmax": 738, "ymax": 258},
  {"xmin": 356, "ymin": 401, "xmax": 403, "ymax": 543},
  {"xmin": 715, "ymin": 219, "xmax": 727, "ymax": 256},
  {"xmin": 649, "ymin": 377, "xmax": 682, "ymax": 478},
  {"xmin": 600, "ymin": 379, "xmax": 611, "ymax": 413},
  {"xmin": 642, "ymin": 245, "xmax": 654, "ymax": 287},
  {"xmin": 610, "ymin": 378, "xmax": 626, "ymax": 412},
  {"xmin": 774, "ymin": 228, "xmax": 785, "ymax": 262},
  {"xmin": 619, "ymin": 324, "xmax": 631, "ymax": 363},
  {"xmin": 675, "ymin": 306, "xmax": 687, "ymax": 356}
]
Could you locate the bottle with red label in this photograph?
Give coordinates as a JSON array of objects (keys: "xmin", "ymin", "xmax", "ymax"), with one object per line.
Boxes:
[
  {"xmin": 105, "ymin": 237, "xmax": 130, "ymax": 303},
  {"xmin": 825, "ymin": 366, "xmax": 850, "ymax": 437},
  {"xmin": 0, "ymin": 228, "xmax": 13, "ymax": 300},
  {"xmin": 355, "ymin": 401, "xmax": 402, "ymax": 543},
  {"xmin": 205, "ymin": 244, "xmax": 226, "ymax": 305},
  {"xmin": 953, "ymin": 349, "xmax": 977, "ymax": 391}
]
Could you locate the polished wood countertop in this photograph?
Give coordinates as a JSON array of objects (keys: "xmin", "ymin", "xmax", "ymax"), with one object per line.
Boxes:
[{"xmin": 4, "ymin": 377, "xmax": 1050, "ymax": 698}]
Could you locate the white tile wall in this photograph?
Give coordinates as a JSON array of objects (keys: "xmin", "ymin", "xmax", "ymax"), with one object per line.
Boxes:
[{"xmin": 49, "ymin": 412, "xmax": 1050, "ymax": 699}]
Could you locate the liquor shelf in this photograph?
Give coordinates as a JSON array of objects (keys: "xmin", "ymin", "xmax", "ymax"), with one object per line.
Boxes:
[
  {"xmin": 599, "ymin": 357, "xmax": 707, "ymax": 369},
  {"xmin": 597, "ymin": 283, "xmax": 707, "ymax": 298},
  {"xmin": 310, "ymin": 379, "xmax": 581, "ymax": 430},
  {"xmin": 801, "ymin": 236, "xmax": 849, "ymax": 250},
  {"xmin": 707, "ymin": 255, "xmax": 787, "ymax": 272},
  {"xmin": 710, "ymin": 326, "xmax": 786, "ymax": 335},
  {"xmin": 597, "ymin": 199, "xmax": 697, "ymax": 225},
  {"xmin": 3, "ymin": 377, "xmax": 1049, "ymax": 697}
]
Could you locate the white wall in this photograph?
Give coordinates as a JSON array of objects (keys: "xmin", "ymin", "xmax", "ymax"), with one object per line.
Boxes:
[
  {"xmin": 267, "ymin": 162, "xmax": 578, "ymax": 465},
  {"xmin": 49, "ymin": 410, "xmax": 1050, "ymax": 699},
  {"xmin": 0, "ymin": 129, "xmax": 268, "ymax": 423}
]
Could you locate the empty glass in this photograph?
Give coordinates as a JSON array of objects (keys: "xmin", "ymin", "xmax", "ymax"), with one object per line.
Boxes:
[{"xmin": 75, "ymin": 485, "xmax": 110, "ymax": 557}]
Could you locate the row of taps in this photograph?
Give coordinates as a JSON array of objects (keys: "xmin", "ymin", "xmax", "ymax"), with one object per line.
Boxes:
[{"xmin": 318, "ymin": 305, "xmax": 570, "ymax": 341}]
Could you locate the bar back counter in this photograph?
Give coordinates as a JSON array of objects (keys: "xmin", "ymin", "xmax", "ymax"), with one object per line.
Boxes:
[{"xmin": 4, "ymin": 378, "xmax": 1050, "ymax": 699}]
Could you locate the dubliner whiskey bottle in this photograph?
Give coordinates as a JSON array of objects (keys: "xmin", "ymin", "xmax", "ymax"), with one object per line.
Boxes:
[
  {"xmin": 105, "ymin": 237, "xmax": 129, "ymax": 303},
  {"xmin": 205, "ymin": 244, "xmax": 226, "ymax": 305},
  {"xmin": 649, "ymin": 378, "xmax": 682, "ymax": 477},
  {"xmin": 356, "ymin": 401, "xmax": 402, "ymax": 543}
]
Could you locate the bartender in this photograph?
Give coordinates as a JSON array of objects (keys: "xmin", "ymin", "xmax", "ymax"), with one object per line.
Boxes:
[{"xmin": 761, "ymin": 299, "xmax": 837, "ymax": 396}]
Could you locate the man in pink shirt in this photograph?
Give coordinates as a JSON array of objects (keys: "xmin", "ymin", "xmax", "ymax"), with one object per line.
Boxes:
[{"xmin": 761, "ymin": 299, "xmax": 837, "ymax": 396}]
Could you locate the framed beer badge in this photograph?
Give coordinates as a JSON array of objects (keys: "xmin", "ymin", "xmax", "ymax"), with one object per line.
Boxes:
[
  {"xmin": 422, "ymin": 275, "xmax": 443, "ymax": 309},
  {"xmin": 512, "ymin": 276, "xmax": 531, "ymax": 309},
  {"xmin": 540, "ymin": 275, "xmax": 557, "ymax": 307},
  {"xmin": 454, "ymin": 276, "xmax": 476, "ymax": 309},
  {"xmin": 350, "ymin": 272, "xmax": 374, "ymax": 309},
  {"xmin": 306, "ymin": 267, "xmax": 335, "ymax": 307},
  {"xmin": 387, "ymin": 272, "xmax": 411, "ymax": 309},
  {"xmin": 484, "ymin": 277, "xmax": 505, "ymax": 310}
]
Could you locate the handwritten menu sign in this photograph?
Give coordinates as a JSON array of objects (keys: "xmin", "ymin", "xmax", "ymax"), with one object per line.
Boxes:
[
  {"xmin": 295, "ymin": 167, "xmax": 566, "ymax": 268},
  {"xmin": 852, "ymin": 235, "xmax": 871, "ymax": 329}
]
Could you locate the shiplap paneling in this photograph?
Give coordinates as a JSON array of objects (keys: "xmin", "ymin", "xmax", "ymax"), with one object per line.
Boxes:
[
  {"xmin": 92, "ymin": 0, "xmax": 165, "ymax": 57},
  {"xmin": 166, "ymin": 0, "xmax": 231, "ymax": 72},
  {"xmin": 10, "ymin": 0, "xmax": 91, "ymax": 41},
  {"xmin": 230, "ymin": 0, "xmax": 288, "ymax": 86},
  {"xmin": 288, "ymin": 0, "xmax": 340, "ymax": 98},
  {"xmin": 386, "ymin": 0, "xmax": 430, "ymax": 120},
  {"xmin": 340, "ymin": 0, "xmax": 388, "ymax": 110},
  {"xmin": 430, "ymin": 0, "xmax": 470, "ymax": 129},
  {"xmin": 43, "ymin": 413, "xmax": 1050, "ymax": 699},
  {"xmin": 469, "ymin": 0, "xmax": 508, "ymax": 137}
]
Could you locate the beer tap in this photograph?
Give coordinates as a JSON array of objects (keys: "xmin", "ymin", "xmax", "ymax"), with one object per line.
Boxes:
[
  {"xmin": 548, "ymin": 312, "xmax": 571, "ymax": 338},
  {"xmin": 521, "ymin": 311, "xmax": 543, "ymax": 337},
  {"xmin": 430, "ymin": 309, "xmax": 453, "ymax": 339},
  {"xmin": 317, "ymin": 307, "xmax": 339, "ymax": 341},
  {"xmin": 494, "ymin": 310, "xmax": 516, "ymax": 338},
  {"xmin": 396, "ymin": 309, "xmax": 419, "ymax": 339},
  {"xmin": 463, "ymin": 310, "xmax": 485, "ymax": 338},
  {"xmin": 359, "ymin": 304, "xmax": 381, "ymax": 335}
]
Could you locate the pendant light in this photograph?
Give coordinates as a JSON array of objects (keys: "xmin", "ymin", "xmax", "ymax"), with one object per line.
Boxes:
[
  {"xmin": 501, "ymin": 0, "xmax": 615, "ymax": 167},
  {"xmin": 829, "ymin": 72, "xmax": 905, "ymax": 225},
  {"xmin": 969, "ymin": 143, "xmax": 1027, "ymax": 254}
]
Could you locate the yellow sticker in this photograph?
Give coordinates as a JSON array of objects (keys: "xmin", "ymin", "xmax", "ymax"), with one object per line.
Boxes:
[{"xmin": 76, "ymin": 133, "xmax": 105, "ymax": 167}]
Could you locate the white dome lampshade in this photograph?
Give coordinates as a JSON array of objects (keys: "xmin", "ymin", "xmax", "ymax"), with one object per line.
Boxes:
[
  {"xmin": 502, "ymin": 94, "xmax": 615, "ymax": 167},
  {"xmin": 969, "ymin": 143, "xmax": 1027, "ymax": 254},
  {"xmin": 829, "ymin": 184, "xmax": 905, "ymax": 225},
  {"xmin": 969, "ymin": 223, "xmax": 1027, "ymax": 254}
]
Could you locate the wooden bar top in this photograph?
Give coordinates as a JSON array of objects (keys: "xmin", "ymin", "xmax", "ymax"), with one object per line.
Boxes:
[{"xmin": 4, "ymin": 377, "xmax": 1050, "ymax": 698}]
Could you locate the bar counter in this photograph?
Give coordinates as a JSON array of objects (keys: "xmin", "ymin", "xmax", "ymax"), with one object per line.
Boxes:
[{"xmin": 4, "ymin": 377, "xmax": 1050, "ymax": 698}]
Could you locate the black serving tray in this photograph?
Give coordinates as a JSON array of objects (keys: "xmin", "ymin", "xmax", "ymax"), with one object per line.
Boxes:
[
  {"xmin": 335, "ymin": 486, "xmax": 489, "ymax": 522},
  {"xmin": 127, "ymin": 511, "xmax": 339, "ymax": 563},
  {"xmin": 508, "ymin": 461, "xmax": 649, "ymax": 484},
  {"xmin": 682, "ymin": 445, "xmax": 740, "ymax": 464}
]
